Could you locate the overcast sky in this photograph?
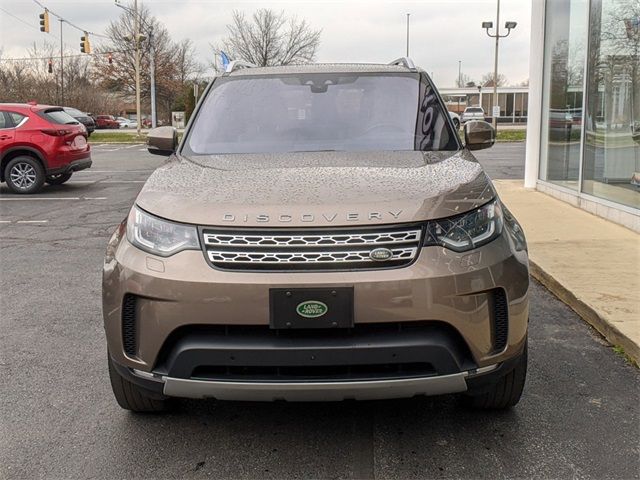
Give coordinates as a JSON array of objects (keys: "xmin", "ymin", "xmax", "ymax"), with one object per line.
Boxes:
[{"xmin": 0, "ymin": 0, "xmax": 531, "ymax": 86}]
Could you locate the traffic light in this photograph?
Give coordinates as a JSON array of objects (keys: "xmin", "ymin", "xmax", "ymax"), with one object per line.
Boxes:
[
  {"xmin": 48, "ymin": 58, "xmax": 53, "ymax": 73},
  {"xmin": 80, "ymin": 33, "xmax": 91, "ymax": 54},
  {"xmin": 39, "ymin": 10, "xmax": 49, "ymax": 33}
]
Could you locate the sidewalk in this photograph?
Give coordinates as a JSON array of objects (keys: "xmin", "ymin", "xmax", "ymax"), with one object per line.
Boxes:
[{"xmin": 494, "ymin": 180, "xmax": 639, "ymax": 365}]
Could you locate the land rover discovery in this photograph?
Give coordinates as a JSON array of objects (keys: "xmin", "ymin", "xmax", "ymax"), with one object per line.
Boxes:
[{"xmin": 103, "ymin": 58, "xmax": 529, "ymax": 412}]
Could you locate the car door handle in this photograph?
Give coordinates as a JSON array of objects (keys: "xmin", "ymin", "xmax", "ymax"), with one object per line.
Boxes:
[{"xmin": 0, "ymin": 135, "xmax": 11, "ymax": 140}]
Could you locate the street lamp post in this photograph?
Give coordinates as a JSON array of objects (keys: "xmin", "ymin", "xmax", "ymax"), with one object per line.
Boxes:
[
  {"xmin": 133, "ymin": 0, "xmax": 141, "ymax": 136},
  {"xmin": 149, "ymin": 28, "xmax": 156, "ymax": 129},
  {"xmin": 482, "ymin": 0, "xmax": 517, "ymax": 129},
  {"xmin": 406, "ymin": 13, "xmax": 410, "ymax": 57}
]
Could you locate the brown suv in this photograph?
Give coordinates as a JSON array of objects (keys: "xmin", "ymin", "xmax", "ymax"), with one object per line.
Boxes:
[{"xmin": 103, "ymin": 58, "xmax": 529, "ymax": 412}]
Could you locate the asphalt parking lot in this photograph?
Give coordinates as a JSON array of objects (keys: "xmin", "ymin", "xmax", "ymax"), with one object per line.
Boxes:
[{"xmin": 1, "ymin": 142, "xmax": 638, "ymax": 479}]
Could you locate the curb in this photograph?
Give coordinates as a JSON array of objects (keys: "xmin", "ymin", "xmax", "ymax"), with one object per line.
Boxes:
[{"xmin": 529, "ymin": 260, "xmax": 640, "ymax": 366}]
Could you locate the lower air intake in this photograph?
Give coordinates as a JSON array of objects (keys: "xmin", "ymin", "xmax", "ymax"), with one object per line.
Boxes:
[
  {"xmin": 491, "ymin": 289, "xmax": 509, "ymax": 352},
  {"xmin": 122, "ymin": 294, "xmax": 137, "ymax": 357}
]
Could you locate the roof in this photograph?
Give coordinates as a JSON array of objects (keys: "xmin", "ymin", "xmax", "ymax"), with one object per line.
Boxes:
[
  {"xmin": 226, "ymin": 62, "xmax": 419, "ymax": 77},
  {"xmin": 0, "ymin": 103, "xmax": 57, "ymax": 111}
]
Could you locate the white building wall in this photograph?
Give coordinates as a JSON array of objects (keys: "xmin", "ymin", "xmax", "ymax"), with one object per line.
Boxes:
[{"xmin": 524, "ymin": 0, "xmax": 546, "ymax": 189}]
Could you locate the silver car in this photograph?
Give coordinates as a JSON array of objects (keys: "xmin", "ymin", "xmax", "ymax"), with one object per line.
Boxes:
[{"xmin": 461, "ymin": 106, "xmax": 485, "ymax": 123}]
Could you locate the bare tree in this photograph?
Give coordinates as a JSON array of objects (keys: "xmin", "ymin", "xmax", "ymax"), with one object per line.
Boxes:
[
  {"xmin": 212, "ymin": 9, "xmax": 321, "ymax": 68},
  {"xmin": 94, "ymin": 2, "xmax": 201, "ymax": 120},
  {"xmin": 481, "ymin": 72, "xmax": 508, "ymax": 87}
]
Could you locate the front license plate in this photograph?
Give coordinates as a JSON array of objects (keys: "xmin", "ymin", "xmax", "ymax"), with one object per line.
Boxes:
[{"xmin": 270, "ymin": 287, "xmax": 354, "ymax": 329}]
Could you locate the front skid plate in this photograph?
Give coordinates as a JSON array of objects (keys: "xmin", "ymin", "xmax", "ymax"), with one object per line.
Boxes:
[{"xmin": 162, "ymin": 372, "xmax": 470, "ymax": 401}]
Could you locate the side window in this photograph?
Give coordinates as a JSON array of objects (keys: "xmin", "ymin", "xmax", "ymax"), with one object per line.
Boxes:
[
  {"xmin": 8, "ymin": 112, "xmax": 27, "ymax": 127},
  {"xmin": 0, "ymin": 112, "xmax": 8, "ymax": 129},
  {"xmin": 415, "ymin": 77, "xmax": 459, "ymax": 151}
]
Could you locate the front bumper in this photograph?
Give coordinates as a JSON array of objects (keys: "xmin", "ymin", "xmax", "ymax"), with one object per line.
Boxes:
[
  {"xmin": 103, "ymin": 224, "xmax": 529, "ymax": 400},
  {"xmin": 111, "ymin": 352, "xmax": 525, "ymax": 401}
]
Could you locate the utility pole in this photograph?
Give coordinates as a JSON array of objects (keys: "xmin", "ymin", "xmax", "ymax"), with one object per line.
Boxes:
[
  {"xmin": 406, "ymin": 13, "xmax": 410, "ymax": 57},
  {"xmin": 492, "ymin": 0, "xmax": 500, "ymax": 129},
  {"xmin": 60, "ymin": 19, "xmax": 64, "ymax": 105},
  {"xmin": 149, "ymin": 28, "xmax": 156, "ymax": 128},
  {"xmin": 458, "ymin": 60, "xmax": 462, "ymax": 87},
  {"xmin": 134, "ymin": 0, "xmax": 141, "ymax": 136}
]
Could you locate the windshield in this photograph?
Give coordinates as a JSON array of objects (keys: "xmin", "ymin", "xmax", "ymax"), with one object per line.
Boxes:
[
  {"xmin": 466, "ymin": 107, "xmax": 483, "ymax": 113},
  {"xmin": 184, "ymin": 73, "xmax": 458, "ymax": 155}
]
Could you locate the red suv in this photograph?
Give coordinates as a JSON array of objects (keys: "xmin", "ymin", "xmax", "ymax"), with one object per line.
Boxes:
[
  {"xmin": 0, "ymin": 103, "xmax": 92, "ymax": 194},
  {"xmin": 95, "ymin": 115, "xmax": 120, "ymax": 129}
]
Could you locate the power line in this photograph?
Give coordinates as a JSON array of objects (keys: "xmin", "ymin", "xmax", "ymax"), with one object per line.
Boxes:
[
  {"xmin": 1, "ymin": 50, "xmax": 132, "ymax": 62},
  {"xmin": 31, "ymin": 0, "xmax": 110, "ymax": 39},
  {"xmin": 0, "ymin": 6, "xmax": 44, "ymax": 32}
]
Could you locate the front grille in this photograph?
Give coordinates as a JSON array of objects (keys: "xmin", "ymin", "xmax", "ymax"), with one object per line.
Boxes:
[
  {"xmin": 122, "ymin": 294, "xmax": 137, "ymax": 357},
  {"xmin": 200, "ymin": 226, "xmax": 422, "ymax": 271},
  {"xmin": 491, "ymin": 289, "xmax": 509, "ymax": 352}
]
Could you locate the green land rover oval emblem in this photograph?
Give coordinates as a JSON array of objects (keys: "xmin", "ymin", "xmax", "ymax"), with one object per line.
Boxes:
[{"xmin": 296, "ymin": 300, "xmax": 328, "ymax": 318}]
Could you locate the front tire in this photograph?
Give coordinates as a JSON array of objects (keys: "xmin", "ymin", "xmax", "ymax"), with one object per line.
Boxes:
[
  {"xmin": 463, "ymin": 342, "xmax": 527, "ymax": 410},
  {"xmin": 4, "ymin": 156, "xmax": 45, "ymax": 194},
  {"xmin": 108, "ymin": 355, "xmax": 171, "ymax": 413},
  {"xmin": 46, "ymin": 172, "xmax": 72, "ymax": 185}
]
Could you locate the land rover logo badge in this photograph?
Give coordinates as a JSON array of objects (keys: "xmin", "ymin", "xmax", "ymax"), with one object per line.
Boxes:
[
  {"xmin": 296, "ymin": 301, "xmax": 328, "ymax": 318},
  {"xmin": 369, "ymin": 248, "xmax": 393, "ymax": 261}
]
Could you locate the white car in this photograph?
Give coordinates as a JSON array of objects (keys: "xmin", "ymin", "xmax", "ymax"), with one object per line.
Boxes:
[
  {"xmin": 448, "ymin": 111, "xmax": 461, "ymax": 129},
  {"xmin": 461, "ymin": 106, "xmax": 485, "ymax": 123},
  {"xmin": 116, "ymin": 117, "xmax": 138, "ymax": 128}
]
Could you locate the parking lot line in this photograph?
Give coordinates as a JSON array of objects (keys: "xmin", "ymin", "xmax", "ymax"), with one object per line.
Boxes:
[
  {"xmin": 100, "ymin": 180, "xmax": 145, "ymax": 183},
  {"xmin": 0, "ymin": 197, "xmax": 107, "ymax": 201},
  {"xmin": 75, "ymin": 170, "xmax": 153, "ymax": 173},
  {"xmin": 16, "ymin": 220, "xmax": 49, "ymax": 224}
]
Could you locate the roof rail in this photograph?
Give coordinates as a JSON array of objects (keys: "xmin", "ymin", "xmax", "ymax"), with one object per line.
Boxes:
[
  {"xmin": 225, "ymin": 60, "xmax": 257, "ymax": 74},
  {"xmin": 388, "ymin": 57, "xmax": 416, "ymax": 70}
]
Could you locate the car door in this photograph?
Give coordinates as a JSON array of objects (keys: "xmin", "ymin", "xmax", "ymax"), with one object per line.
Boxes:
[{"xmin": 0, "ymin": 111, "xmax": 16, "ymax": 156}]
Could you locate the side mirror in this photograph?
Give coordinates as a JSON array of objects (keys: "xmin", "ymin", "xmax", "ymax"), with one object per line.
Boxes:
[
  {"xmin": 464, "ymin": 120, "xmax": 495, "ymax": 151},
  {"xmin": 147, "ymin": 126, "xmax": 178, "ymax": 156}
]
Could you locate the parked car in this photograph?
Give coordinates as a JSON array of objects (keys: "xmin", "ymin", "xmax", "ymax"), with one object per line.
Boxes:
[
  {"xmin": 116, "ymin": 117, "xmax": 137, "ymax": 129},
  {"xmin": 461, "ymin": 106, "xmax": 485, "ymax": 123},
  {"xmin": 63, "ymin": 107, "xmax": 96, "ymax": 136},
  {"xmin": 449, "ymin": 111, "xmax": 461, "ymax": 129},
  {"xmin": 104, "ymin": 58, "xmax": 528, "ymax": 413},
  {"xmin": 0, "ymin": 103, "xmax": 91, "ymax": 194},
  {"xmin": 95, "ymin": 115, "xmax": 120, "ymax": 129}
]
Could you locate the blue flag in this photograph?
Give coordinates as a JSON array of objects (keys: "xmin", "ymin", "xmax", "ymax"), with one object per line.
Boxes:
[{"xmin": 220, "ymin": 51, "xmax": 230, "ymax": 69}]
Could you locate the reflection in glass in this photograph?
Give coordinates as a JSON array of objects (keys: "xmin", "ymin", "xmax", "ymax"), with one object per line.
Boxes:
[
  {"xmin": 583, "ymin": 0, "xmax": 640, "ymax": 208},
  {"xmin": 540, "ymin": 0, "xmax": 588, "ymax": 189}
]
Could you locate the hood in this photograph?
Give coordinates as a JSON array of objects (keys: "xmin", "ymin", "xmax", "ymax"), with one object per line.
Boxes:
[{"xmin": 136, "ymin": 150, "xmax": 496, "ymax": 227}]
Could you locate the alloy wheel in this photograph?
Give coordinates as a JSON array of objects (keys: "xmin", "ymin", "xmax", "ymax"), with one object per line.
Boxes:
[{"xmin": 10, "ymin": 162, "xmax": 37, "ymax": 190}]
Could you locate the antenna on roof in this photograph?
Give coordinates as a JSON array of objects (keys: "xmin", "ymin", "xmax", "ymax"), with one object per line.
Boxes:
[
  {"xmin": 388, "ymin": 57, "xmax": 416, "ymax": 70},
  {"xmin": 225, "ymin": 60, "xmax": 257, "ymax": 74}
]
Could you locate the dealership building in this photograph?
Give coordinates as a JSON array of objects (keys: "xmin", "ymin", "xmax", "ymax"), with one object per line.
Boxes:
[{"xmin": 526, "ymin": 0, "xmax": 639, "ymax": 231}]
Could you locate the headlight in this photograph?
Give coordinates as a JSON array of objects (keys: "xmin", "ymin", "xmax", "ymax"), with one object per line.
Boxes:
[
  {"xmin": 424, "ymin": 200, "xmax": 503, "ymax": 252},
  {"xmin": 126, "ymin": 206, "xmax": 200, "ymax": 256}
]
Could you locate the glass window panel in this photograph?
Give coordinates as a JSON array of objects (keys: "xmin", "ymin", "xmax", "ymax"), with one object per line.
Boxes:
[
  {"xmin": 540, "ymin": 0, "xmax": 588, "ymax": 189},
  {"xmin": 582, "ymin": 0, "xmax": 640, "ymax": 209}
]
